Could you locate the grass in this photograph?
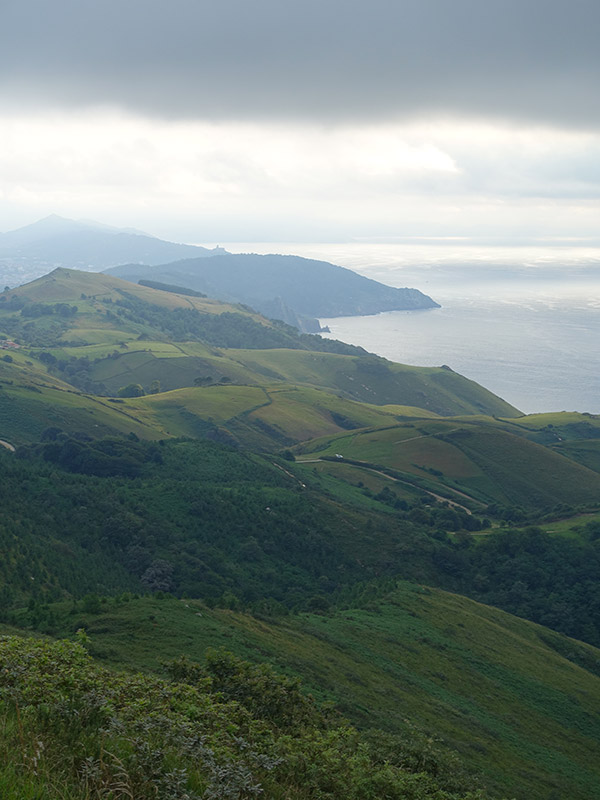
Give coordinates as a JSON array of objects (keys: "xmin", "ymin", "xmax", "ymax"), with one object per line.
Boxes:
[
  {"xmin": 507, "ymin": 411, "xmax": 600, "ymax": 430},
  {"xmin": 227, "ymin": 349, "xmax": 521, "ymax": 417},
  {"xmin": 295, "ymin": 417, "xmax": 600, "ymax": 510},
  {"xmin": 513, "ymin": 510, "xmax": 600, "ymax": 537},
  {"xmin": 118, "ymin": 384, "xmax": 407, "ymax": 447},
  {"xmin": 0, "ymin": 383, "xmax": 159, "ymax": 443},
  {"xmin": 17, "ymin": 585, "xmax": 600, "ymax": 800},
  {"xmin": 88, "ymin": 349, "xmax": 262, "ymax": 393},
  {"xmin": 301, "ymin": 459, "xmax": 424, "ymax": 502},
  {"xmin": 552, "ymin": 440, "xmax": 600, "ymax": 473}
]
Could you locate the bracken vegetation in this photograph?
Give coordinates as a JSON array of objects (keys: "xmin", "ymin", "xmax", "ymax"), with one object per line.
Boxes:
[{"xmin": 0, "ymin": 636, "xmax": 493, "ymax": 800}]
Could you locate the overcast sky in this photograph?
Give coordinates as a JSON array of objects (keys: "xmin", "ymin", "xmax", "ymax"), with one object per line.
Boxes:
[{"xmin": 0, "ymin": 0, "xmax": 598, "ymax": 242}]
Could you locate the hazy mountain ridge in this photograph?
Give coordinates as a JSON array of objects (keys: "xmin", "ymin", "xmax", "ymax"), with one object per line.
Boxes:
[
  {"xmin": 0, "ymin": 215, "xmax": 438, "ymax": 333},
  {"xmin": 0, "ymin": 215, "xmax": 226, "ymax": 287}
]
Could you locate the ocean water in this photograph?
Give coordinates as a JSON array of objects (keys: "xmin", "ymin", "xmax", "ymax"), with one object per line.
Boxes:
[{"xmin": 220, "ymin": 241, "xmax": 600, "ymax": 414}]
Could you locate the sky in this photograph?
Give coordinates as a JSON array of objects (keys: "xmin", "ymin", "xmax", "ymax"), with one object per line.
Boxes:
[{"xmin": 0, "ymin": 0, "xmax": 599, "ymax": 243}]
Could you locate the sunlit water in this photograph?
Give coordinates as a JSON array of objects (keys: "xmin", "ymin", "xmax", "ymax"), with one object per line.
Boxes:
[{"xmin": 218, "ymin": 241, "xmax": 600, "ymax": 414}]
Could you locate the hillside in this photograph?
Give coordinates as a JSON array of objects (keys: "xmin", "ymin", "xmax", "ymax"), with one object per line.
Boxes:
[
  {"xmin": 9, "ymin": 585, "xmax": 600, "ymax": 800},
  {"xmin": 104, "ymin": 251, "xmax": 440, "ymax": 323},
  {"xmin": 0, "ymin": 215, "xmax": 225, "ymax": 287},
  {"xmin": 296, "ymin": 415, "xmax": 600, "ymax": 511},
  {"xmin": 4, "ymin": 434, "xmax": 600, "ymax": 648},
  {"xmin": 0, "ymin": 268, "xmax": 518, "ymax": 448},
  {"xmin": 1, "ymin": 633, "xmax": 499, "ymax": 800},
  {"xmin": 0, "ymin": 437, "xmax": 470, "ymax": 608},
  {"xmin": 0, "ymin": 266, "xmax": 366, "ymax": 355},
  {"xmin": 1, "ymin": 260, "xmax": 600, "ymax": 799}
]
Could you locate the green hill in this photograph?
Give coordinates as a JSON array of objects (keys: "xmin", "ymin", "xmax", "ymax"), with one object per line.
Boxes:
[
  {"xmin": 4, "ymin": 434, "xmax": 600, "ymax": 647},
  {"xmin": 10, "ymin": 585, "xmax": 600, "ymax": 800},
  {"xmin": 0, "ymin": 437, "xmax": 450, "ymax": 609},
  {"xmin": 296, "ymin": 416, "xmax": 600, "ymax": 511},
  {"xmin": 0, "ymin": 268, "xmax": 520, "ymax": 450}
]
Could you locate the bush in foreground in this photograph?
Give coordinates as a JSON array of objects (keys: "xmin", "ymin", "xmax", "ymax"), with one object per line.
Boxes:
[{"xmin": 0, "ymin": 636, "xmax": 495, "ymax": 799}]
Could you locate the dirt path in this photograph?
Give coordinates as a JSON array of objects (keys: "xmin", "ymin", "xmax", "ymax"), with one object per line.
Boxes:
[
  {"xmin": 272, "ymin": 462, "xmax": 307, "ymax": 489},
  {"xmin": 365, "ymin": 466, "xmax": 475, "ymax": 514},
  {"xmin": 0, "ymin": 439, "xmax": 15, "ymax": 452}
]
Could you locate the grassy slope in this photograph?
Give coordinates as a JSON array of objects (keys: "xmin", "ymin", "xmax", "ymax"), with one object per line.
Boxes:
[
  {"xmin": 0, "ymin": 345, "xmax": 160, "ymax": 444},
  {"xmin": 296, "ymin": 416, "xmax": 600, "ymax": 510},
  {"xmin": 86, "ymin": 345, "xmax": 519, "ymax": 417},
  {"xmin": 227, "ymin": 348, "xmax": 521, "ymax": 417},
  {"xmin": 1, "ymin": 267, "xmax": 249, "ymax": 315},
  {"xmin": 0, "ymin": 385, "xmax": 157, "ymax": 443},
  {"xmin": 23, "ymin": 586, "xmax": 600, "ymax": 800},
  {"xmin": 553, "ymin": 440, "xmax": 600, "ymax": 473},
  {"xmin": 0, "ymin": 269, "xmax": 523, "ymax": 447}
]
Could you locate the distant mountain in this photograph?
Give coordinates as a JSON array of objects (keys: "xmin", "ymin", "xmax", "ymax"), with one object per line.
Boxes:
[
  {"xmin": 105, "ymin": 252, "xmax": 440, "ymax": 325},
  {"xmin": 0, "ymin": 215, "xmax": 226, "ymax": 287}
]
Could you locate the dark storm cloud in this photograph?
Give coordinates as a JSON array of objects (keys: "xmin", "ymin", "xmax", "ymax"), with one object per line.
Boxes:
[{"xmin": 0, "ymin": 0, "xmax": 598, "ymax": 127}]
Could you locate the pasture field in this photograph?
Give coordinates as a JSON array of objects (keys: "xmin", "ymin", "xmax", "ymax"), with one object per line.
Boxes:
[
  {"xmin": 0, "ymin": 383, "xmax": 156, "ymax": 442},
  {"xmin": 228, "ymin": 348, "xmax": 521, "ymax": 416},
  {"xmin": 59, "ymin": 327, "xmax": 140, "ymax": 346},
  {"xmin": 296, "ymin": 417, "xmax": 600, "ymax": 510},
  {"xmin": 48, "ymin": 339, "xmax": 190, "ymax": 360},
  {"xmin": 120, "ymin": 384, "xmax": 412, "ymax": 447},
  {"xmin": 507, "ymin": 411, "xmax": 600, "ymax": 430},
  {"xmin": 551, "ymin": 439, "xmax": 600, "ymax": 473},
  {"xmin": 445, "ymin": 426, "xmax": 600, "ymax": 509},
  {"xmin": 125, "ymin": 384, "xmax": 270, "ymax": 436},
  {"xmin": 295, "ymin": 459, "xmax": 426, "ymax": 508}
]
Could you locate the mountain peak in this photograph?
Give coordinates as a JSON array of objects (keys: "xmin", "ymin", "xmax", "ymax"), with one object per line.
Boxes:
[{"xmin": 0, "ymin": 217, "xmax": 227, "ymax": 281}]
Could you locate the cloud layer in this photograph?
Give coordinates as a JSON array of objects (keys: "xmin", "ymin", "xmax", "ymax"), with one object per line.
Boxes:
[
  {"xmin": 1, "ymin": 0, "xmax": 599, "ymax": 128},
  {"xmin": 1, "ymin": 112, "xmax": 598, "ymax": 241}
]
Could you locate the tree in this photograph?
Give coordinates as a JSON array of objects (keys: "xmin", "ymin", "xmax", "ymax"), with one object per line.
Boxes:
[
  {"xmin": 38, "ymin": 351, "xmax": 58, "ymax": 366},
  {"xmin": 141, "ymin": 559, "xmax": 174, "ymax": 593},
  {"xmin": 117, "ymin": 383, "xmax": 145, "ymax": 398}
]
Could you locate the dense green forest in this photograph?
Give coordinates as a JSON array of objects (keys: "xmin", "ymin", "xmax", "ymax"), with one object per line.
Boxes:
[
  {"xmin": 1, "ymin": 436, "xmax": 600, "ymax": 649},
  {"xmin": 0, "ymin": 437, "xmax": 465, "ymax": 612}
]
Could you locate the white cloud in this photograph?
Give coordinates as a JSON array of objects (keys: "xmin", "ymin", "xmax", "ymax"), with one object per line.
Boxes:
[{"xmin": 0, "ymin": 110, "xmax": 599, "ymax": 241}]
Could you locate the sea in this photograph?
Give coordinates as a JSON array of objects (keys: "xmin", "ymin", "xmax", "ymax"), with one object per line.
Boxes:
[{"xmin": 219, "ymin": 241, "xmax": 600, "ymax": 415}]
